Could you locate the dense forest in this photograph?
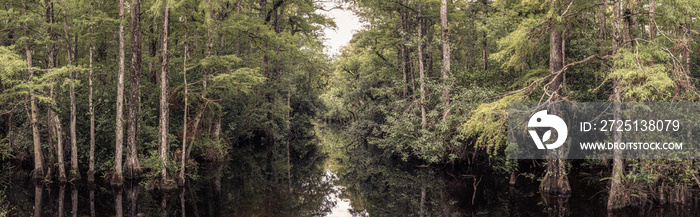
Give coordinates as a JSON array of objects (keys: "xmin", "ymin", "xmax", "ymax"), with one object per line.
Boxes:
[{"xmin": 0, "ymin": 0, "xmax": 699, "ymax": 216}]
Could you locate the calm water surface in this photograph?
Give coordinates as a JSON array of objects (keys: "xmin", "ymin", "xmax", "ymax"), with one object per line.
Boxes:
[{"xmin": 3, "ymin": 161, "xmax": 699, "ymax": 216}]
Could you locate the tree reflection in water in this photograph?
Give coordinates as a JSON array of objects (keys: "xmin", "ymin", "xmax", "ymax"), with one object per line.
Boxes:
[
  {"xmin": 4, "ymin": 157, "xmax": 700, "ymax": 216},
  {"xmin": 4, "ymin": 144, "xmax": 339, "ymax": 216}
]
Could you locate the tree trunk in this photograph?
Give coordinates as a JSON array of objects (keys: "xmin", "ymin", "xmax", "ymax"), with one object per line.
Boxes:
[
  {"xmin": 159, "ymin": 2, "xmax": 172, "ymax": 188},
  {"xmin": 179, "ymin": 3, "xmax": 188, "ymax": 186},
  {"xmin": 419, "ymin": 187, "xmax": 426, "ymax": 217},
  {"xmin": 684, "ymin": 16, "xmax": 691, "ymax": 74},
  {"xmin": 204, "ymin": 0, "xmax": 216, "ymax": 96},
  {"xmin": 612, "ymin": 0, "xmax": 621, "ymax": 54},
  {"xmin": 607, "ymin": 0, "xmax": 629, "ymax": 209},
  {"xmin": 648, "ymin": 0, "xmax": 656, "ymax": 40},
  {"xmin": 287, "ymin": 91, "xmax": 291, "ymax": 190},
  {"xmin": 598, "ymin": 0, "xmax": 606, "ymax": 56},
  {"xmin": 607, "ymin": 85, "xmax": 627, "ymax": 210},
  {"xmin": 125, "ymin": 0, "xmax": 143, "ymax": 179},
  {"xmin": 60, "ymin": 0, "xmax": 80, "ymax": 180},
  {"xmin": 400, "ymin": 3, "xmax": 408, "ymax": 98},
  {"xmin": 440, "ymin": 0, "xmax": 451, "ymax": 120},
  {"xmin": 622, "ymin": 1, "xmax": 633, "ymax": 48},
  {"xmin": 482, "ymin": 1, "xmax": 488, "ymax": 71},
  {"xmin": 24, "ymin": 0, "xmax": 43, "ymax": 180},
  {"xmin": 541, "ymin": 9, "xmax": 571, "ymax": 195},
  {"xmin": 49, "ymin": 87, "xmax": 67, "ymax": 182},
  {"xmin": 113, "ymin": 0, "xmax": 126, "ymax": 186},
  {"xmin": 88, "ymin": 0, "xmax": 96, "ymax": 182},
  {"xmin": 45, "ymin": 1, "xmax": 65, "ymax": 182},
  {"xmin": 417, "ymin": 2, "xmax": 427, "ymax": 130}
]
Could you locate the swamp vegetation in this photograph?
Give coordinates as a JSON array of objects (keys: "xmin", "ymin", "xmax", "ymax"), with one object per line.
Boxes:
[{"xmin": 1, "ymin": 0, "xmax": 700, "ymax": 216}]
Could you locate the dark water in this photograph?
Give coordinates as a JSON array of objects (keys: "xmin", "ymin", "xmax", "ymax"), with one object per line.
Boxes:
[{"xmin": 3, "ymin": 162, "xmax": 700, "ymax": 216}]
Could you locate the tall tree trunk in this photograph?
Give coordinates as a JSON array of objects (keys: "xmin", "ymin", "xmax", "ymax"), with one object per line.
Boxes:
[
  {"xmin": 179, "ymin": 3, "xmax": 188, "ymax": 186},
  {"xmin": 627, "ymin": 0, "xmax": 638, "ymax": 40},
  {"xmin": 48, "ymin": 89, "xmax": 67, "ymax": 182},
  {"xmin": 648, "ymin": 0, "xmax": 656, "ymax": 40},
  {"xmin": 622, "ymin": 1, "xmax": 633, "ymax": 48},
  {"xmin": 684, "ymin": 16, "xmax": 691, "ymax": 74},
  {"xmin": 286, "ymin": 91, "xmax": 291, "ymax": 190},
  {"xmin": 612, "ymin": 0, "xmax": 621, "ymax": 54},
  {"xmin": 113, "ymin": 0, "xmax": 126, "ymax": 186},
  {"xmin": 49, "ymin": 87, "xmax": 67, "ymax": 182},
  {"xmin": 125, "ymin": 0, "xmax": 143, "ymax": 179},
  {"xmin": 204, "ymin": 0, "xmax": 216, "ymax": 97},
  {"xmin": 607, "ymin": 87, "xmax": 627, "ymax": 210},
  {"xmin": 46, "ymin": 0, "xmax": 65, "ymax": 182},
  {"xmin": 24, "ymin": 0, "xmax": 43, "ymax": 180},
  {"xmin": 598, "ymin": 0, "xmax": 607, "ymax": 56},
  {"xmin": 400, "ymin": 3, "xmax": 408, "ymax": 98},
  {"xmin": 481, "ymin": 0, "xmax": 488, "ymax": 71},
  {"xmin": 159, "ymin": 1, "xmax": 172, "ymax": 188},
  {"xmin": 60, "ymin": 0, "xmax": 80, "ymax": 180},
  {"xmin": 88, "ymin": 0, "xmax": 96, "ymax": 182},
  {"xmin": 607, "ymin": 0, "xmax": 628, "ymax": 209},
  {"xmin": 440, "ymin": 0, "xmax": 451, "ymax": 120},
  {"xmin": 541, "ymin": 5, "xmax": 571, "ymax": 195},
  {"xmin": 417, "ymin": 2, "xmax": 427, "ymax": 130}
]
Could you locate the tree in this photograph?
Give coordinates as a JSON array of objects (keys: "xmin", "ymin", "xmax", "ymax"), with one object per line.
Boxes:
[
  {"xmin": 23, "ymin": 0, "xmax": 43, "ymax": 180},
  {"xmin": 417, "ymin": 1, "xmax": 426, "ymax": 130},
  {"xmin": 60, "ymin": 0, "xmax": 80, "ymax": 180},
  {"xmin": 125, "ymin": 0, "xmax": 143, "ymax": 179},
  {"xmin": 179, "ymin": 0, "xmax": 188, "ymax": 185},
  {"xmin": 158, "ymin": 0, "xmax": 172, "ymax": 188},
  {"xmin": 607, "ymin": 0, "xmax": 626, "ymax": 210},
  {"xmin": 541, "ymin": 0, "xmax": 570, "ymax": 195},
  {"xmin": 113, "ymin": 0, "xmax": 126, "ymax": 186},
  {"xmin": 45, "ymin": 0, "xmax": 67, "ymax": 182},
  {"xmin": 440, "ymin": 0, "xmax": 450, "ymax": 120},
  {"xmin": 87, "ymin": 0, "xmax": 96, "ymax": 182}
]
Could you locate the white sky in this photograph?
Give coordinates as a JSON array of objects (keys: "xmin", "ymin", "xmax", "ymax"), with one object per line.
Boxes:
[{"xmin": 316, "ymin": 1, "xmax": 363, "ymax": 57}]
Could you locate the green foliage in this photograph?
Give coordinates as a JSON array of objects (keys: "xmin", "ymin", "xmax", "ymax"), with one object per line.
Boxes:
[
  {"xmin": 606, "ymin": 47, "xmax": 674, "ymax": 101},
  {"xmin": 0, "ymin": 188, "xmax": 11, "ymax": 217},
  {"xmin": 211, "ymin": 67, "xmax": 266, "ymax": 94},
  {"xmin": 460, "ymin": 93, "xmax": 526, "ymax": 155},
  {"xmin": 491, "ymin": 17, "xmax": 546, "ymax": 71}
]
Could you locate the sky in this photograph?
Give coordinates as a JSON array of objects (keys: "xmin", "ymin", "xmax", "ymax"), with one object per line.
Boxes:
[{"xmin": 316, "ymin": 1, "xmax": 364, "ymax": 57}]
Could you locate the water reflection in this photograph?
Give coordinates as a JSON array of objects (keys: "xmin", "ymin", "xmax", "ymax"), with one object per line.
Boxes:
[
  {"xmin": 7, "ymin": 160, "xmax": 339, "ymax": 216},
  {"xmin": 89, "ymin": 184, "xmax": 95, "ymax": 217},
  {"xmin": 5, "ymin": 161, "xmax": 700, "ymax": 216},
  {"xmin": 126, "ymin": 181, "xmax": 140, "ymax": 217},
  {"xmin": 71, "ymin": 186, "xmax": 77, "ymax": 217},
  {"xmin": 114, "ymin": 186, "xmax": 122, "ymax": 217},
  {"xmin": 33, "ymin": 181, "xmax": 41, "ymax": 217},
  {"xmin": 58, "ymin": 184, "xmax": 65, "ymax": 217}
]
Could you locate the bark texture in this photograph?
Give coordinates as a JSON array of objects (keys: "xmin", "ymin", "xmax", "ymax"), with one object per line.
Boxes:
[
  {"xmin": 440, "ymin": 0, "xmax": 451, "ymax": 120},
  {"xmin": 125, "ymin": 0, "xmax": 143, "ymax": 179},
  {"xmin": 158, "ymin": 2, "xmax": 173, "ymax": 188},
  {"xmin": 113, "ymin": 0, "xmax": 126, "ymax": 186}
]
